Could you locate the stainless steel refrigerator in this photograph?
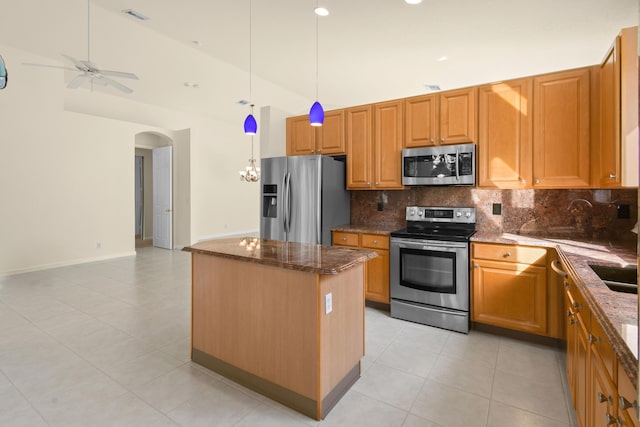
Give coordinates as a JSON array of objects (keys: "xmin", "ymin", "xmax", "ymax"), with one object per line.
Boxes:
[{"xmin": 260, "ymin": 155, "xmax": 350, "ymax": 246}]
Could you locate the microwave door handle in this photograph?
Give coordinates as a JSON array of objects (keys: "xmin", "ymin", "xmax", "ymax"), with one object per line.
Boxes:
[{"xmin": 455, "ymin": 148, "xmax": 460, "ymax": 181}]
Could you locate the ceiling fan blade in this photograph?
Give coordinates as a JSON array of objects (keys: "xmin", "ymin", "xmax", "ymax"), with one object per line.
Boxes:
[
  {"xmin": 67, "ymin": 74, "xmax": 91, "ymax": 89},
  {"xmin": 98, "ymin": 70, "xmax": 139, "ymax": 80},
  {"xmin": 61, "ymin": 54, "xmax": 88, "ymax": 71},
  {"xmin": 100, "ymin": 76, "xmax": 134, "ymax": 94},
  {"xmin": 22, "ymin": 62, "xmax": 77, "ymax": 72}
]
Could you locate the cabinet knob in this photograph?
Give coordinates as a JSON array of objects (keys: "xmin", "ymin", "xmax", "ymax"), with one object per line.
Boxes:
[
  {"xmin": 597, "ymin": 392, "xmax": 612, "ymax": 404},
  {"xmin": 619, "ymin": 396, "xmax": 635, "ymax": 411},
  {"xmin": 572, "ymin": 301, "xmax": 582, "ymax": 309},
  {"xmin": 519, "ymin": 178, "xmax": 525, "ymax": 183},
  {"xmin": 440, "ymin": 137, "xmax": 445, "ymax": 143},
  {"xmin": 604, "ymin": 413, "xmax": 617, "ymax": 425},
  {"xmin": 430, "ymin": 138, "xmax": 435, "ymax": 143},
  {"xmin": 588, "ymin": 333, "xmax": 602, "ymax": 344},
  {"xmin": 473, "ymin": 264, "xmax": 479, "ymax": 268},
  {"xmin": 375, "ymin": 181, "xmax": 379, "ymax": 185},
  {"xmin": 342, "ymin": 237, "xmax": 347, "ymax": 241},
  {"xmin": 373, "ymin": 240, "xmax": 378, "ymax": 244},
  {"xmin": 503, "ymin": 252, "xmax": 511, "ymax": 258},
  {"xmin": 566, "ymin": 309, "xmax": 574, "ymax": 318},
  {"xmin": 534, "ymin": 178, "xmax": 540, "ymax": 184},
  {"xmin": 569, "ymin": 317, "xmax": 576, "ymax": 325},
  {"xmin": 609, "ymin": 173, "xmax": 616, "ymax": 179}
]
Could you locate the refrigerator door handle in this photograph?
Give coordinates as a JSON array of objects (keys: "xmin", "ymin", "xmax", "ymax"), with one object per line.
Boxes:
[
  {"xmin": 316, "ymin": 162, "xmax": 322, "ymax": 244},
  {"xmin": 282, "ymin": 173, "xmax": 288, "ymax": 234},
  {"xmin": 285, "ymin": 172, "xmax": 292, "ymax": 234}
]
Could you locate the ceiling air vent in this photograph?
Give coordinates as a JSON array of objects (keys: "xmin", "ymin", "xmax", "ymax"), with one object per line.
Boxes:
[{"xmin": 122, "ymin": 9, "xmax": 150, "ymax": 21}]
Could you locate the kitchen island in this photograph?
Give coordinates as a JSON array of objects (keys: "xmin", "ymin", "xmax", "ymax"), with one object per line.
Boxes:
[{"xmin": 183, "ymin": 237, "xmax": 376, "ymax": 420}]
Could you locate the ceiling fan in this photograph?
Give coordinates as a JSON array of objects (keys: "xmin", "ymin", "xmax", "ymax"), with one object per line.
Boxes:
[{"xmin": 23, "ymin": 0, "xmax": 138, "ymax": 94}]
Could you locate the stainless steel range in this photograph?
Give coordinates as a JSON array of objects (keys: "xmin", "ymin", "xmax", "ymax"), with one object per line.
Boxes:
[{"xmin": 390, "ymin": 206, "xmax": 476, "ymax": 333}]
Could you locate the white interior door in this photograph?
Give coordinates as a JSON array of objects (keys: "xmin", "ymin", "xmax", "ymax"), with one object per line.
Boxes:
[{"xmin": 153, "ymin": 146, "xmax": 173, "ymax": 249}]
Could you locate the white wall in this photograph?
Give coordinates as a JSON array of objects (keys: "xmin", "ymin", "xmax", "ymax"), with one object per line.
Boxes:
[{"xmin": 0, "ymin": 45, "xmax": 263, "ymax": 274}]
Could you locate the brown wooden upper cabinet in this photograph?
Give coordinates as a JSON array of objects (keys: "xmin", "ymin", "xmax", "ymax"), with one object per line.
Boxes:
[
  {"xmin": 478, "ymin": 78, "xmax": 533, "ymax": 188},
  {"xmin": 346, "ymin": 100, "xmax": 404, "ymax": 190},
  {"xmin": 532, "ymin": 68, "xmax": 591, "ymax": 188},
  {"xmin": 404, "ymin": 87, "xmax": 477, "ymax": 148},
  {"xmin": 594, "ymin": 26, "xmax": 638, "ymax": 188},
  {"xmin": 286, "ymin": 109, "xmax": 346, "ymax": 156}
]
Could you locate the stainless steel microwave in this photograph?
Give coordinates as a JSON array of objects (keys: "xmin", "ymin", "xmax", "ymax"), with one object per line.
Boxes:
[{"xmin": 402, "ymin": 143, "xmax": 476, "ymax": 186}]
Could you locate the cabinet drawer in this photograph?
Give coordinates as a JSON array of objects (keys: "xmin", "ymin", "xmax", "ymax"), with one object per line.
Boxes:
[
  {"xmin": 618, "ymin": 368, "xmax": 640, "ymax": 427},
  {"xmin": 589, "ymin": 318, "xmax": 616, "ymax": 382},
  {"xmin": 472, "ymin": 243, "xmax": 547, "ymax": 266},
  {"xmin": 361, "ymin": 234, "xmax": 390, "ymax": 250},
  {"xmin": 565, "ymin": 285, "xmax": 591, "ymax": 327},
  {"xmin": 332, "ymin": 232, "xmax": 359, "ymax": 247}
]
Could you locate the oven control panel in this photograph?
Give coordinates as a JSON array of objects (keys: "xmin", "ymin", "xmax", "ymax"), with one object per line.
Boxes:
[{"xmin": 406, "ymin": 206, "xmax": 476, "ymax": 223}]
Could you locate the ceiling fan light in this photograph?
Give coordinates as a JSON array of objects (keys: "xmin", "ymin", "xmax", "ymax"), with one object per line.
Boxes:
[
  {"xmin": 309, "ymin": 101, "xmax": 324, "ymax": 126},
  {"xmin": 0, "ymin": 55, "xmax": 7, "ymax": 89},
  {"xmin": 244, "ymin": 113, "xmax": 257, "ymax": 135}
]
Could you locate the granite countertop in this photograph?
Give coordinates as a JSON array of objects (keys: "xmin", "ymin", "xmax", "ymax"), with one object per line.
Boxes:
[
  {"xmin": 331, "ymin": 225, "xmax": 401, "ymax": 235},
  {"xmin": 183, "ymin": 237, "xmax": 377, "ymax": 275},
  {"xmin": 472, "ymin": 232, "xmax": 638, "ymax": 385}
]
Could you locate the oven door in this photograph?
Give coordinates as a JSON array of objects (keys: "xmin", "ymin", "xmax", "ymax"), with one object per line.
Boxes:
[{"xmin": 390, "ymin": 237, "xmax": 469, "ymax": 311}]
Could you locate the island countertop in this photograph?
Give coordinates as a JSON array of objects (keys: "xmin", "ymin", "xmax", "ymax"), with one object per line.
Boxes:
[{"xmin": 183, "ymin": 237, "xmax": 377, "ymax": 275}]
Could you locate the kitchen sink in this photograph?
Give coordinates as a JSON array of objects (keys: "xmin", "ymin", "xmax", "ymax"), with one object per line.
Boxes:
[{"xmin": 588, "ymin": 264, "xmax": 638, "ymax": 294}]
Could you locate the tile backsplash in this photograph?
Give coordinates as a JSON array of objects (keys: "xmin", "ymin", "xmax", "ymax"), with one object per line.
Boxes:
[{"xmin": 351, "ymin": 188, "xmax": 638, "ymax": 241}]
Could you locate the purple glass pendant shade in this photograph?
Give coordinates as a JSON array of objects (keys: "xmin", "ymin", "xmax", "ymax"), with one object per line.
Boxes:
[
  {"xmin": 309, "ymin": 101, "xmax": 324, "ymax": 126},
  {"xmin": 244, "ymin": 113, "xmax": 257, "ymax": 135}
]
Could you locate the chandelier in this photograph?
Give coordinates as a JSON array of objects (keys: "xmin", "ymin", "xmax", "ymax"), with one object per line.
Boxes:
[{"xmin": 239, "ymin": 137, "xmax": 260, "ymax": 182}]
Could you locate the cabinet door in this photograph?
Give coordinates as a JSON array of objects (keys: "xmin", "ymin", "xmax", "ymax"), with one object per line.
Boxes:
[
  {"xmin": 478, "ymin": 79, "xmax": 533, "ymax": 188},
  {"xmin": 286, "ymin": 115, "xmax": 315, "ymax": 156},
  {"xmin": 317, "ymin": 109, "xmax": 346, "ymax": 155},
  {"xmin": 404, "ymin": 94, "xmax": 438, "ymax": 147},
  {"xmin": 373, "ymin": 100, "xmax": 404, "ymax": 189},
  {"xmin": 597, "ymin": 36, "xmax": 622, "ymax": 187},
  {"xmin": 364, "ymin": 249, "xmax": 389, "ymax": 303},
  {"xmin": 346, "ymin": 105, "xmax": 373, "ymax": 189},
  {"xmin": 472, "ymin": 259, "xmax": 547, "ymax": 335},
  {"xmin": 533, "ymin": 68, "xmax": 591, "ymax": 188},
  {"xmin": 574, "ymin": 313, "xmax": 589, "ymax": 427},
  {"xmin": 590, "ymin": 349, "xmax": 617, "ymax": 427},
  {"xmin": 439, "ymin": 87, "xmax": 478, "ymax": 145},
  {"xmin": 565, "ymin": 291, "xmax": 577, "ymax": 397}
]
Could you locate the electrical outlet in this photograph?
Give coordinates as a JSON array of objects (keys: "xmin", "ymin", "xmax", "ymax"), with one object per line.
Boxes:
[
  {"xmin": 325, "ymin": 293, "xmax": 333, "ymax": 314},
  {"xmin": 492, "ymin": 203, "xmax": 502, "ymax": 215},
  {"xmin": 617, "ymin": 204, "xmax": 630, "ymax": 219}
]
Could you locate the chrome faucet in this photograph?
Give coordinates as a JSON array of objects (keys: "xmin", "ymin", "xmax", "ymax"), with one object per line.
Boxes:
[{"xmin": 567, "ymin": 198, "xmax": 593, "ymax": 210}]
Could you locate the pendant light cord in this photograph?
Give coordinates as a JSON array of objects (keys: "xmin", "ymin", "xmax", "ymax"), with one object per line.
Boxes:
[
  {"xmin": 315, "ymin": 0, "xmax": 318, "ymax": 101},
  {"xmin": 87, "ymin": 0, "xmax": 91, "ymax": 61},
  {"xmin": 249, "ymin": 0, "xmax": 252, "ymax": 104}
]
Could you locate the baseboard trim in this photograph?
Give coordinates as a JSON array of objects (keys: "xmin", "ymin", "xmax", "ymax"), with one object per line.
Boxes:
[
  {"xmin": 471, "ymin": 322, "xmax": 563, "ymax": 348},
  {"xmin": 0, "ymin": 251, "xmax": 137, "ymax": 277}
]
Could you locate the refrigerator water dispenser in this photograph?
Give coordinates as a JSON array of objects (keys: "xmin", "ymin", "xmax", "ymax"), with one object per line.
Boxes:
[{"xmin": 262, "ymin": 184, "xmax": 278, "ymax": 218}]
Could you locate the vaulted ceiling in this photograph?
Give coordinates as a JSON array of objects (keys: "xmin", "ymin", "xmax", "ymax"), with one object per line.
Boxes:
[{"xmin": 1, "ymin": 0, "xmax": 637, "ymax": 124}]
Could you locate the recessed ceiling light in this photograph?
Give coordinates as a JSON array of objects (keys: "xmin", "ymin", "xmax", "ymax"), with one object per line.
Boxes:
[
  {"xmin": 404, "ymin": 0, "xmax": 423, "ymax": 4},
  {"xmin": 192, "ymin": 40, "xmax": 203, "ymax": 47},
  {"xmin": 424, "ymin": 84, "xmax": 441, "ymax": 92},
  {"xmin": 437, "ymin": 56, "xmax": 448, "ymax": 62},
  {"xmin": 121, "ymin": 9, "xmax": 150, "ymax": 21},
  {"xmin": 314, "ymin": 7, "xmax": 329, "ymax": 16},
  {"xmin": 184, "ymin": 82, "xmax": 200, "ymax": 88},
  {"xmin": 237, "ymin": 99, "xmax": 250, "ymax": 105}
]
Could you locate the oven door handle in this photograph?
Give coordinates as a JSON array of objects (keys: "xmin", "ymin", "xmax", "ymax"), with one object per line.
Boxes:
[{"xmin": 392, "ymin": 240, "xmax": 467, "ymax": 251}]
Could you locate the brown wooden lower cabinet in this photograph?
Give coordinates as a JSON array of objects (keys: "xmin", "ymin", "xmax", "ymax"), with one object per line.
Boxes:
[
  {"xmin": 558, "ymin": 260, "xmax": 639, "ymax": 427},
  {"xmin": 332, "ymin": 231, "xmax": 390, "ymax": 304},
  {"xmin": 471, "ymin": 243, "xmax": 562, "ymax": 338}
]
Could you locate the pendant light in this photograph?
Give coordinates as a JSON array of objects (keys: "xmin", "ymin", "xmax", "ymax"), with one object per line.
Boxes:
[
  {"xmin": 243, "ymin": 0, "xmax": 257, "ymax": 135},
  {"xmin": 309, "ymin": 0, "xmax": 324, "ymax": 126}
]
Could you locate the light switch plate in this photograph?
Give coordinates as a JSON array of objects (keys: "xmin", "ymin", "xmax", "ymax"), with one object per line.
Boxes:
[{"xmin": 325, "ymin": 293, "xmax": 333, "ymax": 314}]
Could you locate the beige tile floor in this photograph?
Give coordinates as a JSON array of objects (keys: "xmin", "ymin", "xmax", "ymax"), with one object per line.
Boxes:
[{"xmin": 0, "ymin": 247, "xmax": 578, "ymax": 427}]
